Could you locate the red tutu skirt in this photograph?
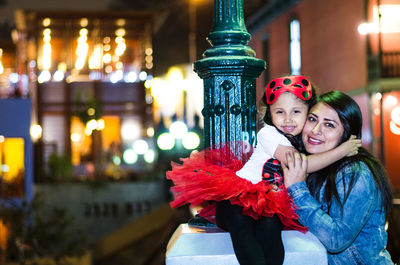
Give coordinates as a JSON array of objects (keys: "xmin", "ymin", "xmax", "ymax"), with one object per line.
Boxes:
[{"xmin": 166, "ymin": 144, "xmax": 307, "ymax": 233}]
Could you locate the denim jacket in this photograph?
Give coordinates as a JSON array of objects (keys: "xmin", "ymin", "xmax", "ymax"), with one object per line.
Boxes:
[{"xmin": 288, "ymin": 162, "xmax": 394, "ymax": 265}]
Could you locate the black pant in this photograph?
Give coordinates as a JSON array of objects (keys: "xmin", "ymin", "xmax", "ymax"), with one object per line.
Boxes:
[{"xmin": 216, "ymin": 200, "xmax": 284, "ymax": 265}]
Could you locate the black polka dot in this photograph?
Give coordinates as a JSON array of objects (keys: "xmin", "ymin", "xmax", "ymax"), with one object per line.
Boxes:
[
  {"xmin": 269, "ymin": 94, "xmax": 275, "ymax": 102},
  {"xmin": 269, "ymin": 81, "xmax": 276, "ymax": 88},
  {"xmin": 301, "ymin": 79, "xmax": 309, "ymax": 86},
  {"xmin": 302, "ymin": 91, "xmax": 309, "ymax": 99},
  {"xmin": 283, "ymin": 78, "xmax": 292, "ymax": 85}
]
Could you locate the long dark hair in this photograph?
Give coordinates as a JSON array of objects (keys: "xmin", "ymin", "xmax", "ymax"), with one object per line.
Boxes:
[
  {"xmin": 306, "ymin": 91, "xmax": 392, "ymax": 219},
  {"xmin": 260, "ymin": 84, "xmax": 317, "ymax": 151}
]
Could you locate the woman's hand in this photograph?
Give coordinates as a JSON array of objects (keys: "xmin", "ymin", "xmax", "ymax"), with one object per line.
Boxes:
[{"xmin": 283, "ymin": 151, "xmax": 308, "ymax": 188}]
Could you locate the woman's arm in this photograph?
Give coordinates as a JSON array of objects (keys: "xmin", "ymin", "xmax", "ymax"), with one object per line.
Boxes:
[{"xmin": 284, "ymin": 157, "xmax": 379, "ymax": 252}]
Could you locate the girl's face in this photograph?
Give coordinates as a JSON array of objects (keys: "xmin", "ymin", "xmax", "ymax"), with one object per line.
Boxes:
[
  {"xmin": 302, "ymin": 102, "xmax": 345, "ymax": 154},
  {"xmin": 270, "ymin": 92, "xmax": 308, "ymax": 136}
]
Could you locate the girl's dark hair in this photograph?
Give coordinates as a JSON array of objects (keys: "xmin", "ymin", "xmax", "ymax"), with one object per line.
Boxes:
[
  {"xmin": 260, "ymin": 82, "xmax": 317, "ymax": 151},
  {"xmin": 306, "ymin": 91, "xmax": 392, "ymax": 219}
]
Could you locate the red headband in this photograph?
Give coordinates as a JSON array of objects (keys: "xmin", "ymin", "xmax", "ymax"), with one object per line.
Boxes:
[{"xmin": 265, "ymin": 76, "xmax": 312, "ymax": 104}]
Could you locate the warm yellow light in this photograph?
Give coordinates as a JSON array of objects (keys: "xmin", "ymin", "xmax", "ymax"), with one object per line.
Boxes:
[
  {"xmin": 375, "ymin": 92, "xmax": 382, "ymax": 100},
  {"xmin": 116, "ymin": 18, "xmax": 126, "ymax": 26},
  {"xmin": 43, "ymin": 35, "xmax": 51, "ymax": 43},
  {"xmin": 97, "ymin": 119, "xmax": 105, "ymax": 130},
  {"xmin": 115, "ymin": 28, "xmax": 126, "ymax": 37},
  {"xmin": 30, "ymin": 124, "xmax": 42, "ymax": 140},
  {"xmin": 116, "ymin": 62, "xmax": 123, "ymax": 69},
  {"xmin": 115, "ymin": 42, "xmax": 126, "ymax": 56},
  {"xmin": 146, "ymin": 62, "xmax": 153, "ymax": 69},
  {"xmin": 79, "ymin": 28, "xmax": 88, "ymax": 36},
  {"xmin": 103, "ymin": 36, "xmax": 111, "ymax": 44},
  {"xmin": 42, "ymin": 43, "xmax": 52, "ymax": 70},
  {"xmin": 87, "ymin": 107, "xmax": 95, "ymax": 116},
  {"xmin": 112, "ymin": 55, "xmax": 119, "ymax": 62},
  {"xmin": 359, "ymin": 5, "xmax": 400, "ymax": 35},
  {"xmin": 1, "ymin": 138, "xmax": 24, "ymax": 182},
  {"xmin": 103, "ymin": 44, "xmax": 111, "ymax": 52},
  {"xmin": 75, "ymin": 31, "xmax": 89, "ymax": 70},
  {"xmin": 145, "ymin": 55, "xmax": 153, "ymax": 63},
  {"xmin": 147, "ymin": 127, "xmax": 155, "ymax": 137},
  {"xmin": 167, "ymin": 68, "xmax": 183, "ymax": 83},
  {"xmin": 43, "ymin": 28, "xmax": 51, "ymax": 36},
  {"xmin": 42, "ymin": 18, "xmax": 51, "ymax": 27},
  {"xmin": 0, "ymin": 220, "xmax": 8, "ymax": 257},
  {"xmin": 115, "ymin": 36, "xmax": 124, "ymax": 44},
  {"xmin": 105, "ymin": 65, "xmax": 113, "ymax": 73},
  {"xmin": 373, "ymin": 5, "xmax": 400, "ymax": 33},
  {"xmin": 80, "ymin": 18, "xmax": 89, "ymax": 27},
  {"xmin": 103, "ymin": 53, "xmax": 112, "ymax": 64},
  {"xmin": 71, "ymin": 132, "xmax": 81, "ymax": 142},
  {"xmin": 144, "ymin": 80, "xmax": 152, "ymax": 88},
  {"xmin": 145, "ymin": 48, "xmax": 153, "ymax": 55},
  {"xmin": 86, "ymin": 119, "xmax": 98, "ymax": 131},
  {"xmin": 89, "ymin": 44, "xmax": 102, "ymax": 70},
  {"xmin": 0, "ymin": 49, "xmax": 3, "ymax": 75}
]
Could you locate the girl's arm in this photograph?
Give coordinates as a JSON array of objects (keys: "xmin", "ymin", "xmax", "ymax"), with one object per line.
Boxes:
[
  {"xmin": 274, "ymin": 135, "xmax": 361, "ymax": 173},
  {"xmin": 306, "ymin": 135, "xmax": 361, "ymax": 173}
]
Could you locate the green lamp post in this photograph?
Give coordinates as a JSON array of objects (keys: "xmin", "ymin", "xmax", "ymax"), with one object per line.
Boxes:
[{"xmin": 194, "ymin": 0, "xmax": 265, "ymax": 155}]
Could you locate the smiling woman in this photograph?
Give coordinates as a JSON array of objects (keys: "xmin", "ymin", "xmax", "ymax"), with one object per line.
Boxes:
[
  {"xmin": 301, "ymin": 101, "xmax": 345, "ymax": 154},
  {"xmin": 284, "ymin": 90, "xmax": 394, "ymax": 265}
]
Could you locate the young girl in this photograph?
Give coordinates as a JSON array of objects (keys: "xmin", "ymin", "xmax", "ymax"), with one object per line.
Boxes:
[{"xmin": 166, "ymin": 75, "xmax": 361, "ymax": 265}]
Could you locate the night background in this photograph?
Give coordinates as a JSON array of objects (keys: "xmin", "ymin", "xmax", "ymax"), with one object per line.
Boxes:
[{"xmin": 0, "ymin": 0, "xmax": 399, "ymax": 264}]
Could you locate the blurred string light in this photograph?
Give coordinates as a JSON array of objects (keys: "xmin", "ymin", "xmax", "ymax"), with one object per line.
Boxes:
[
  {"xmin": 157, "ymin": 132, "xmax": 175, "ymax": 150},
  {"xmin": 144, "ymin": 149, "xmax": 155, "ymax": 163},
  {"xmin": 114, "ymin": 28, "xmax": 126, "ymax": 57},
  {"xmin": 42, "ymin": 28, "xmax": 52, "ymax": 71},
  {"xmin": 390, "ymin": 106, "xmax": 400, "ymax": 135},
  {"xmin": 182, "ymin": 132, "xmax": 200, "ymax": 150},
  {"xmin": 0, "ymin": 49, "xmax": 4, "ymax": 74},
  {"xmin": 139, "ymin": 71, "xmax": 147, "ymax": 81},
  {"xmin": 169, "ymin": 121, "xmax": 188, "ymax": 139},
  {"xmin": 133, "ymin": 139, "xmax": 149, "ymax": 155},
  {"xmin": 124, "ymin": 71, "xmax": 137, "ymax": 83},
  {"xmin": 123, "ymin": 149, "xmax": 138, "ymax": 164},
  {"xmin": 89, "ymin": 44, "xmax": 103, "ymax": 70},
  {"xmin": 75, "ymin": 28, "xmax": 89, "ymax": 70},
  {"xmin": 30, "ymin": 124, "xmax": 42, "ymax": 141},
  {"xmin": 156, "ymin": 121, "xmax": 200, "ymax": 150},
  {"xmin": 112, "ymin": 155, "xmax": 121, "ymax": 165},
  {"xmin": 84, "ymin": 118, "xmax": 105, "ymax": 136}
]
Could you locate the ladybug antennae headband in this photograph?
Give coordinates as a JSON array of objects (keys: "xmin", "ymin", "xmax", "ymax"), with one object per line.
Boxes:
[{"xmin": 265, "ymin": 76, "xmax": 312, "ymax": 104}]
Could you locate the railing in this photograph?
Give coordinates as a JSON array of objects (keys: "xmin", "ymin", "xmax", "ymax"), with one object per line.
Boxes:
[
  {"xmin": 382, "ymin": 52, "xmax": 400, "ymax": 78},
  {"xmin": 368, "ymin": 52, "xmax": 400, "ymax": 80}
]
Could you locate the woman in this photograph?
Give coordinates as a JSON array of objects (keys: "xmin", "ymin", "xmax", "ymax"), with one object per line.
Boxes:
[{"xmin": 283, "ymin": 91, "xmax": 394, "ymax": 264}]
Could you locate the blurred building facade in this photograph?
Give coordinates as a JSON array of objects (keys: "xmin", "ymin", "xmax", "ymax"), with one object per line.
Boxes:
[
  {"xmin": 11, "ymin": 9, "xmax": 163, "ymax": 181},
  {"xmin": 247, "ymin": 0, "xmax": 400, "ymax": 189}
]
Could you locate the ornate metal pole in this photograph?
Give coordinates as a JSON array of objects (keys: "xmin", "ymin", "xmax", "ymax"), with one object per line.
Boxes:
[{"xmin": 194, "ymin": 0, "xmax": 265, "ymax": 154}]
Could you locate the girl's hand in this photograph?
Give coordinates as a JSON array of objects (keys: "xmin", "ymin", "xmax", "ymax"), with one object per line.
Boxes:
[
  {"xmin": 283, "ymin": 151, "xmax": 308, "ymax": 188},
  {"xmin": 341, "ymin": 135, "xmax": 362, "ymax": 157}
]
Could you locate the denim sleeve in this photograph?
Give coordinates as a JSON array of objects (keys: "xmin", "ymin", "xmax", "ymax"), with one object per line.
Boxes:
[{"xmin": 288, "ymin": 163, "xmax": 379, "ymax": 253}]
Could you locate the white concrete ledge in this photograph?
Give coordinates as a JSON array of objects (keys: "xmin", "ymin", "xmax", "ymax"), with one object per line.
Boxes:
[{"xmin": 166, "ymin": 223, "xmax": 327, "ymax": 265}]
